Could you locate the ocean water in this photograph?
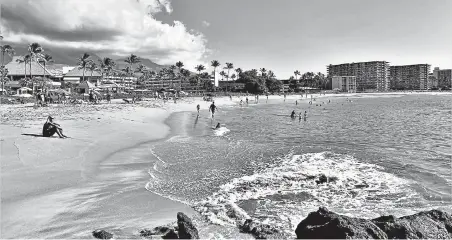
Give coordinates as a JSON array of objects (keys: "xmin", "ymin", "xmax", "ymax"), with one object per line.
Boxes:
[{"xmin": 146, "ymin": 94, "xmax": 452, "ymax": 237}]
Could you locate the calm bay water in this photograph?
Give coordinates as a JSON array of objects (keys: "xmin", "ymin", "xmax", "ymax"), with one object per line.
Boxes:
[{"xmin": 146, "ymin": 93, "xmax": 452, "ymax": 236}]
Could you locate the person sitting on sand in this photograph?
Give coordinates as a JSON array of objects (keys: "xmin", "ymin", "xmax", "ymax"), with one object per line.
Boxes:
[{"xmin": 43, "ymin": 116, "xmax": 67, "ymax": 138}]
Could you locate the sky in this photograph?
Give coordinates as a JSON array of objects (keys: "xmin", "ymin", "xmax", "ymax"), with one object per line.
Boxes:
[{"xmin": 1, "ymin": 0, "xmax": 451, "ymax": 79}]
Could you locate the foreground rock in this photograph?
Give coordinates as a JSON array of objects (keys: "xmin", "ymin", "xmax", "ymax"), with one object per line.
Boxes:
[
  {"xmin": 92, "ymin": 229, "xmax": 113, "ymax": 239},
  {"xmin": 177, "ymin": 212, "xmax": 199, "ymax": 239},
  {"xmin": 239, "ymin": 219, "xmax": 287, "ymax": 239},
  {"xmin": 140, "ymin": 212, "xmax": 199, "ymax": 239},
  {"xmin": 295, "ymin": 207, "xmax": 452, "ymax": 239}
]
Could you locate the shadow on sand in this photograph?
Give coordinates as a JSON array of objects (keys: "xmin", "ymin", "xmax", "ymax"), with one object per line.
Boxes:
[{"xmin": 21, "ymin": 133, "xmax": 47, "ymax": 138}]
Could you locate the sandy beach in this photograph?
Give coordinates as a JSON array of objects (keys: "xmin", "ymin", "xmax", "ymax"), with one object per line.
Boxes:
[{"xmin": 0, "ymin": 97, "xmax": 236, "ymax": 238}]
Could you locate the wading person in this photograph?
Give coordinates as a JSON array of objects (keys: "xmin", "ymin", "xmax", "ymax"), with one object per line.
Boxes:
[{"xmin": 209, "ymin": 101, "xmax": 217, "ymax": 118}]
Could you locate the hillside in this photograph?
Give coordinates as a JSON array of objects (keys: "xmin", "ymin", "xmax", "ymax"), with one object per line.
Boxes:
[{"xmin": 1, "ymin": 43, "xmax": 169, "ymax": 72}]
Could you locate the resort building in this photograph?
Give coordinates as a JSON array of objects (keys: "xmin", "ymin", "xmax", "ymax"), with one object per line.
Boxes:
[
  {"xmin": 389, "ymin": 64, "xmax": 430, "ymax": 90},
  {"xmin": 5, "ymin": 56, "xmax": 63, "ymax": 81},
  {"xmin": 63, "ymin": 67, "xmax": 102, "ymax": 85},
  {"xmin": 327, "ymin": 61, "xmax": 390, "ymax": 92},
  {"xmin": 433, "ymin": 67, "xmax": 452, "ymax": 89},
  {"xmin": 331, "ymin": 76, "xmax": 357, "ymax": 93},
  {"xmin": 428, "ymin": 73, "xmax": 438, "ymax": 89}
]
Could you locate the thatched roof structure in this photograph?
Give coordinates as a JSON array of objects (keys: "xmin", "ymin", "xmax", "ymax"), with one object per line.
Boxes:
[{"xmin": 5, "ymin": 56, "xmax": 55, "ymax": 77}]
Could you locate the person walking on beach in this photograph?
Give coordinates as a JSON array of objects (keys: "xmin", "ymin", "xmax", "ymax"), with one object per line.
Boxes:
[
  {"xmin": 43, "ymin": 116, "xmax": 67, "ymax": 138},
  {"xmin": 209, "ymin": 101, "xmax": 217, "ymax": 118},
  {"xmin": 106, "ymin": 91, "xmax": 111, "ymax": 104},
  {"xmin": 240, "ymin": 99, "xmax": 243, "ymax": 107},
  {"xmin": 246, "ymin": 97, "xmax": 249, "ymax": 105},
  {"xmin": 196, "ymin": 104, "xmax": 200, "ymax": 115},
  {"xmin": 296, "ymin": 100, "xmax": 298, "ymax": 105}
]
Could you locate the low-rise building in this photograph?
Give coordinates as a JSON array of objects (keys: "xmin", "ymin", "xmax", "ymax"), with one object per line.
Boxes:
[
  {"xmin": 5, "ymin": 56, "xmax": 62, "ymax": 81},
  {"xmin": 331, "ymin": 76, "xmax": 357, "ymax": 93}
]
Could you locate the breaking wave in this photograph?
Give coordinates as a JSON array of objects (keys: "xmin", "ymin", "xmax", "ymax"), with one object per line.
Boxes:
[{"xmin": 192, "ymin": 151, "xmax": 423, "ymax": 233}]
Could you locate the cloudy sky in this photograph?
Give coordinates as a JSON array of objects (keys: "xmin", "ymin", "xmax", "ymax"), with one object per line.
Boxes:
[{"xmin": 1, "ymin": 0, "xmax": 451, "ymax": 78}]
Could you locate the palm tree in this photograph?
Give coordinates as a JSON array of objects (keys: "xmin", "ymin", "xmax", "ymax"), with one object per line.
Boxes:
[
  {"xmin": 1, "ymin": 45, "xmax": 15, "ymax": 67},
  {"xmin": 211, "ymin": 60, "xmax": 220, "ymax": 86},
  {"xmin": 175, "ymin": 61, "xmax": 184, "ymax": 89},
  {"xmin": 235, "ymin": 68, "xmax": 242, "ymax": 79},
  {"xmin": 16, "ymin": 55, "xmax": 31, "ymax": 79},
  {"xmin": 87, "ymin": 60, "xmax": 99, "ymax": 84},
  {"xmin": 224, "ymin": 62, "xmax": 233, "ymax": 92},
  {"xmin": 294, "ymin": 70, "xmax": 300, "ymax": 80},
  {"xmin": 28, "ymin": 43, "xmax": 44, "ymax": 82},
  {"xmin": 230, "ymin": 73, "xmax": 237, "ymax": 81},
  {"xmin": 77, "ymin": 53, "xmax": 91, "ymax": 83},
  {"xmin": 260, "ymin": 68, "xmax": 267, "ymax": 77},
  {"xmin": 219, "ymin": 70, "xmax": 226, "ymax": 80},
  {"xmin": 268, "ymin": 70, "xmax": 276, "ymax": 79},
  {"xmin": 195, "ymin": 65, "xmax": 205, "ymax": 93},
  {"xmin": 39, "ymin": 54, "xmax": 53, "ymax": 80},
  {"xmin": 99, "ymin": 57, "xmax": 115, "ymax": 81},
  {"xmin": 124, "ymin": 54, "xmax": 140, "ymax": 76}
]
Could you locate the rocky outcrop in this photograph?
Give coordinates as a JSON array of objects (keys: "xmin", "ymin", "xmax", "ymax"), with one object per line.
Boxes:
[
  {"xmin": 139, "ymin": 212, "xmax": 199, "ymax": 239},
  {"xmin": 92, "ymin": 229, "xmax": 113, "ymax": 239},
  {"xmin": 140, "ymin": 226, "xmax": 179, "ymax": 239},
  {"xmin": 177, "ymin": 212, "xmax": 199, "ymax": 239},
  {"xmin": 295, "ymin": 207, "xmax": 452, "ymax": 239},
  {"xmin": 372, "ymin": 209, "xmax": 452, "ymax": 239},
  {"xmin": 239, "ymin": 219, "xmax": 288, "ymax": 239}
]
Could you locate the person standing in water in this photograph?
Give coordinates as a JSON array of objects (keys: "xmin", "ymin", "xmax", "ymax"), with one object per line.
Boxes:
[
  {"xmin": 209, "ymin": 101, "xmax": 217, "ymax": 118},
  {"xmin": 246, "ymin": 97, "xmax": 249, "ymax": 105},
  {"xmin": 303, "ymin": 111, "xmax": 307, "ymax": 121},
  {"xmin": 296, "ymin": 100, "xmax": 298, "ymax": 105},
  {"xmin": 290, "ymin": 110, "xmax": 296, "ymax": 118},
  {"xmin": 196, "ymin": 104, "xmax": 200, "ymax": 115},
  {"xmin": 240, "ymin": 99, "xmax": 244, "ymax": 106}
]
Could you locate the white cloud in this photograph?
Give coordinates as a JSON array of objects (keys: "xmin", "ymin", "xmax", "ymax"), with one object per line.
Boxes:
[
  {"xmin": 1, "ymin": 0, "xmax": 208, "ymax": 68},
  {"xmin": 202, "ymin": 20, "xmax": 211, "ymax": 27}
]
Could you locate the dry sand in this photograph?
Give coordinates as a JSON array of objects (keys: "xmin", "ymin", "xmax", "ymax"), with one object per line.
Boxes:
[{"xmin": 0, "ymin": 97, "xmax": 235, "ymax": 238}]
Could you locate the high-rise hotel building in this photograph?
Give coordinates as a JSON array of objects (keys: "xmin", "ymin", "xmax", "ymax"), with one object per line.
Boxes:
[
  {"xmin": 327, "ymin": 61, "xmax": 390, "ymax": 91},
  {"xmin": 389, "ymin": 64, "xmax": 430, "ymax": 90}
]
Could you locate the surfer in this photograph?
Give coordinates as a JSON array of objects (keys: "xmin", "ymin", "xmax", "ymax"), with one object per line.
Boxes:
[
  {"xmin": 209, "ymin": 101, "xmax": 217, "ymax": 118},
  {"xmin": 290, "ymin": 110, "xmax": 296, "ymax": 118},
  {"xmin": 42, "ymin": 116, "xmax": 67, "ymax": 138},
  {"xmin": 196, "ymin": 104, "xmax": 200, "ymax": 115}
]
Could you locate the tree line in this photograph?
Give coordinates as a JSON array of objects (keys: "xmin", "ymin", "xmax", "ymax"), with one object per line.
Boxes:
[{"xmin": 1, "ymin": 41, "xmax": 330, "ymax": 94}]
